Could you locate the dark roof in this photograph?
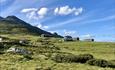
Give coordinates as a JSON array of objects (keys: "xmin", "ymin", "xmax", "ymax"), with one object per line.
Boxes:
[{"xmin": 64, "ymin": 36, "xmax": 72, "ymax": 38}]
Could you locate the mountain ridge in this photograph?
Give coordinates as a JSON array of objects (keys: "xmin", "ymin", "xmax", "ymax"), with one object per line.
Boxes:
[{"xmin": 0, "ymin": 16, "xmax": 63, "ymax": 38}]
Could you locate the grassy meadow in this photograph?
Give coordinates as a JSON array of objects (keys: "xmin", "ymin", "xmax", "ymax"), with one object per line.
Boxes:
[{"xmin": 0, "ymin": 35, "xmax": 115, "ymax": 70}]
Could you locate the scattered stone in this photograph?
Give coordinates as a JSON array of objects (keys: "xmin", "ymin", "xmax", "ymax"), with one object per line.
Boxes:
[
  {"xmin": 19, "ymin": 39, "xmax": 29, "ymax": 44},
  {"xmin": 7, "ymin": 47, "xmax": 32, "ymax": 55},
  {"xmin": 0, "ymin": 38, "xmax": 2, "ymax": 42}
]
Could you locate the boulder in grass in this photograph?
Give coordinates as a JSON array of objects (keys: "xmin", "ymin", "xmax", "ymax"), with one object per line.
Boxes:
[
  {"xmin": 0, "ymin": 38, "xmax": 2, "ymax": 42},
  {"xmin": 19, "ymin": 39, "xmax": 29, "ymax": 44},
  {"xmin": 7, "ymin": 47, "xmax": 32, "ymax": 55}
]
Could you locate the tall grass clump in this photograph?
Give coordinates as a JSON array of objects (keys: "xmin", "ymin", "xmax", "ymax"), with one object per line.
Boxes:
[{"xmin": 51, "ymin": 53, "xmax": 94, "ymax": 63}]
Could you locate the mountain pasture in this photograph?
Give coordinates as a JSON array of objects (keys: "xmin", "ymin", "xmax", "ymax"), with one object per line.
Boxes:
[{"xmin": 0, "ymin": 35, "xmax": 115, "ymax": 70}]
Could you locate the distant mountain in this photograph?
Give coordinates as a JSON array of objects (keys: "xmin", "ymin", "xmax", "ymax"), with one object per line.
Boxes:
[
  {"xmin": 0, "ymin": 16, "xmax": 4, "ymax": 20},
  {"xmin": 0, "ymin": 16, "xmax": 63, "ymax": 38}
]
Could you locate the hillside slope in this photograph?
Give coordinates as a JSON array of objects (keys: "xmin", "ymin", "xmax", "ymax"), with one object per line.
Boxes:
[{"xmin": 0, "ymin": 16, "xmax": 62, "ymax": 38}]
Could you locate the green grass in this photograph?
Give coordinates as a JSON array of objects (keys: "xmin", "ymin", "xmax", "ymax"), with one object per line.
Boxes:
[
  {"xmin": 0, "ymin": 35, "xmax": 115, "ymax": 70},
  {"xmin": 55, "ymin": 41, "xmax": 115, "ymax": 60}
]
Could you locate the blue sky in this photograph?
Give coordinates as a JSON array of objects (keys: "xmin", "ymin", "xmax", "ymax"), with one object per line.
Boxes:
[{"xmin": 0, "ymin": 0, "xmax": 115, "ymax": 42}]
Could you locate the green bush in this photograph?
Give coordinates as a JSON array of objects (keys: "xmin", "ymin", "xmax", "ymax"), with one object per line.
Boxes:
[
  {"xmin": 36, "ymin": 38, "xmax": 43, "ymax": 42},
  {"xmin": 49, "ymin": 45, "xmax": 60, "ymax": 50},
  {"xmin": 0, "ymin": 51, "xmax": 4, "ymax": 54},
  {"xmin": 51, "ymin": 53, "xmax": 75, "ymax": 63},
  {"xmin": 0, "ymin": 43, "xmax": 4, "ymax": 49},
  {"xmin": 41, "ymin": 40, "xmax": 52, "ymax": 45},
  {"xmin": 74, "ymin": 54, "xmax": 94, "ymax": 63},
  {"xmin": 108, "ymin": 60, "xmax": 115, "ymax": 68},
  {"xmin": 52, "ymin": 53, "xmax": 94, "ymax": 63},
  {"xmin": 23, "ymin": 55, "xmax": 33, "ymax": 60},
  {"xmin": 108, "ymin": 63, "xmax": 115, "ymax": 68},
  {"xmin": 87, "ymin": 59, "xmax": 109, "ymax": 67}
]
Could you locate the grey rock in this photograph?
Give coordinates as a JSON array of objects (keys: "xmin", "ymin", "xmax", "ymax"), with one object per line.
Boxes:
[{"xmin": 7, "ymin": 47, "xmax": 31, "ymax": 55}]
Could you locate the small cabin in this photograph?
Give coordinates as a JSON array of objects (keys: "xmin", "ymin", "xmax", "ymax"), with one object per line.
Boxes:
[
  {"xmin": 64, "ymin": 36, "xmax": 73, "ymax": 41},
  {"xmin": 73, "ymin": 37, "xmax": 80, "ymax": 41},
  {"xmin": 41, "ymin": 34, "xmax": 52, "ymax": 37},
  {"xmin": 83, "ymin": 38, "xmax": 94, "ymax": 42}
]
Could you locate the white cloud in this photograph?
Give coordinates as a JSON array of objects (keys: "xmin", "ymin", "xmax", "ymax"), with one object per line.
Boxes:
[
  {"xmin": 47, "ymin": 30, "xmax": 57, "ymax": 34},
  {"xmin": 37, "ymin": 23, "xmax": 42, "ymax": 28},
  {"xmin": 75, "ymin": 7, "xmax": 83, "ymax": 15},
  {"xmin": 64, "ymin": 29, "xmax": 76, "ymax": 36},
  {"xmin": 26, "ymin": 11, "xmax": 38, "ymax": 19},
  {"xmin": 21, "ymin": 6, "xmax": 83, "ymax": 19},
  {"xmin": 36, "ymin": 23, "xmax": 49, "ymax": 30},
  {"xmin": 21, "ymin": 7, "xmax": 48, "ymax": 19},
  {"xmin": 37, "ymin": 7, "xmax": 48, "ymax": 18},
  {"xmin": 54, "ymin": 8, "xmax": 59, "ymax": 14},
  {"xmin": 54, "ymin": 6, "xmax": 83, "ymax": 15},
  {"xmin": 21, "ymin": 8, "xmax": 37, "ymax": 13},
  {"xmin": 48, "ymin": 30, "xmax": 77, "ymax": 37}
]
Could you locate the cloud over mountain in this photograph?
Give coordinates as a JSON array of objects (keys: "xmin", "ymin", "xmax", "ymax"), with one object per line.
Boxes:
[
  {"xmin": 21, "ymin": 7, "xmax": 48, "ymax": 19},
  {"xmin": 21, "ymin": 6, "xmax": 83, "ymax": 20},
  {"xmin": 36, "ymin": 23, "xmax": 49, "ymax": 30}
]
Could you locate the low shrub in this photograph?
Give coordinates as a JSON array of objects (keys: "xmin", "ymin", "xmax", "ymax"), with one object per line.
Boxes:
[
  {"xmin": 49, "ymin": 45, "xmax": 60, "ymax": 50},
  {"xmin": 23, "ymin": 55, "xmax": 33, "ymax": 60},
  {"xmin": 0, "ymin": 43, "xmax": 4, "ymax": 49},
  {"xmin": 36, "ymin": 38, "xmax": 43, "ymax": 42},
  {"xmin": 74, "ymin": 54, "xmax": 94, "ymax": 63},
  {"xmin": 41, "ymin": 40, "xmax": 50, "ymax": 45},
  {"xmin": 52, "ymin": 53, "xmax": 94, "ymax": 63},
  {"xmin": 51, "ymin": 53, "xmax": 75, "ymax": 63},
  {"xmin": 87, "ymin": 59, "xmax": 95, "ymax": 65},
  {"xmin": 108, "ymin": 60, "xmax": 115, "ymax": 68},
  {"xmin": 0, "ymin": 51, "xmax": 4, "ymax": 54},
  {"xmin": 87, "ymin": 59, "xmax": 109, "ymax": 67},
  {"xmin": 108, "ymin": 63, "xmax": 115, "ymax": 68}
]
